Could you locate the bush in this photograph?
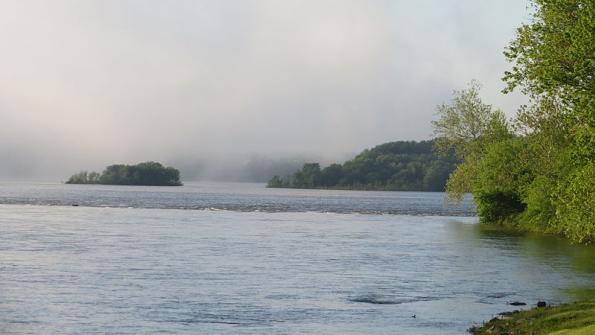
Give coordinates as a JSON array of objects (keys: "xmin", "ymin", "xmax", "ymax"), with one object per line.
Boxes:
[{"xmin": 475, "ymin": 191, "xmax": 526, "ymax": 223}]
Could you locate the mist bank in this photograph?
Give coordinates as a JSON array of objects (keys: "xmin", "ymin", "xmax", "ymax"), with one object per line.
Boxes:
[
  {"xmin": 0, "ymin": 1, "xmax": 529, "ymax": 185},
  {"xmin": 0, "ymin": 149, "xmax": 351, "ymax": 183},
  {"xmin": 169, "ymin": 154, "xmax": 343, "ymax": 183}
]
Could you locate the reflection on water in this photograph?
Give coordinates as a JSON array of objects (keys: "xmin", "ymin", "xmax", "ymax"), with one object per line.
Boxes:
[
  {"xmin": 562, "ymin": 287, "xmax": 595, "ymax": 300},
  {"xmin": 447, "ymin": 220, "xmax": 595, "ymax": 304},
  {"xmin": 0, "ymin": 182, "xmax": 593, "ymax": 334},
  {"xmin": 473, "ymin": 224, "xmax": 595, "ymax": 274}
]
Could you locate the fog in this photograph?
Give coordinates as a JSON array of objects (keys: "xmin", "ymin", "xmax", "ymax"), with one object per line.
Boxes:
[{"xmin": 0, "ymin": 0, "xmax": 530, "ymax": 181}]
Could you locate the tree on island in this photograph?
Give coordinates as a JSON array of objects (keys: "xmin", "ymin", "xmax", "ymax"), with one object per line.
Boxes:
[{"xmin": 66, "ymin": 161, "xmax": 182, "ymax": 186}]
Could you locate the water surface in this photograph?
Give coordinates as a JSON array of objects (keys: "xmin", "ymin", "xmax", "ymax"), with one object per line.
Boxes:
[
  {"xmin": 0, "ymin": 181, "xmax": 475, "ymax": 216},
  {"xmin": 0, "ymin": 182, "xmax": 593, "ymax": 334}
]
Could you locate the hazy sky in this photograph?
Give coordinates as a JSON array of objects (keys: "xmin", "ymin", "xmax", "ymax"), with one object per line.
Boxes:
[{"xmin": 0, "ymin": 0, "xmax": 531, "ymax": 179}]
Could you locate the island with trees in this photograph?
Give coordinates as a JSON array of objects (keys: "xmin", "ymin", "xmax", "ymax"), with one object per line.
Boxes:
[
  {"xmin": 66, "ymin": 161, "xmax": 182, "ymax": 186},
  {"xmin": 267, "ymin": 140, "xmax": 458, "ymax": 191}
]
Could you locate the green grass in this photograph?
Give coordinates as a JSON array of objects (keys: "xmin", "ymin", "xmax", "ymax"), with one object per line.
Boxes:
[{"xmin": 469, "ymin": 300, "xmax": 595, "ymax": 335}]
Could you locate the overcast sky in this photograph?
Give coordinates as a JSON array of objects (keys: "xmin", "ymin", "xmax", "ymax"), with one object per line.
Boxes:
[{"xmin": 0, "ymin": 0, "xmax": 531, "ymax": 179}]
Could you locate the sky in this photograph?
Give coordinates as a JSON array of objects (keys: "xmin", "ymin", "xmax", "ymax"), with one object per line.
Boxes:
[{"xmin": 0, "ymin": 0, "xmax": 531, "ymax": 180}]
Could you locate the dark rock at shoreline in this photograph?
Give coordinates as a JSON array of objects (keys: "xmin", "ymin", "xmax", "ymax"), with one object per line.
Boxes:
[{"xmin": 509, "ymin": 301, "xmax": 527, "ymax": 306}]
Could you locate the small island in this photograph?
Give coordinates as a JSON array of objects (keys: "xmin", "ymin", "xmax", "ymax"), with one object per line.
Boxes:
[{"xmin": 66, "ymin": 161, "xmax": 182, "ymax": 186}]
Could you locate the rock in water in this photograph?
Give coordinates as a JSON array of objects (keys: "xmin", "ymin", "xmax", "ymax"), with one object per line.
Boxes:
[{"xmin": 509, "ymin": 301, "xmax": 527, "ymax": 306}]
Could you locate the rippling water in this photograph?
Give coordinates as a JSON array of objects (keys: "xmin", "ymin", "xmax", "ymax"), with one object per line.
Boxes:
[
  {"xmin": 0, "ymin": 182, "xmax": 593, "ymax": 334},
  {"xmin": 0, "ymin": 181, "xmax": 476, "ymax": 216}
]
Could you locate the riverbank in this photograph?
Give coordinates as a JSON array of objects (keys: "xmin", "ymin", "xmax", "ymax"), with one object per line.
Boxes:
[{"xmin": 469, "ymin": 300, "xmax": 595, "ymax": 334}]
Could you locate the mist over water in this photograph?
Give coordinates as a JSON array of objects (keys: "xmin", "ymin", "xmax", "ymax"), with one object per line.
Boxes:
[
  {"xmin": 2, "ymin": 3, "xmax": 591, "ymax": 335},
  {"xmin": 0, "ymin": 0, "xmax": 529, "ymax": 180}
]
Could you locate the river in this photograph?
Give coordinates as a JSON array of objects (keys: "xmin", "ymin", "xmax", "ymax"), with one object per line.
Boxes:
[{"xmin": 0, "ymin": 182, "xmax": 593, "ymax": 334}]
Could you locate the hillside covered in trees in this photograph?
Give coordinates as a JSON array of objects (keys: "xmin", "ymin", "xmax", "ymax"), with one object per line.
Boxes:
[
  {"xmin": 267, "ymin": 140, "xmax": 457, "ymax": 191},
  {"xmin": 66, "ymin": 161, "xmax": 182, "ymax": 186}
]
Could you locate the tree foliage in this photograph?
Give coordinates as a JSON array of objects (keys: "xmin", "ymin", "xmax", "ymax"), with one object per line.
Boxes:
[
  {"xmin": 65, "ymin": 171, "xmax": 101, "ymax": 184},
  {"xmin": 434, "ymin": 0, "xmax": 594, "ymax": 243},
  {"xmin": 504, "ymin": 0, "xmax": 594, "ymax": 164},
  {"xmin": 432, "ymin": 81, "xmax": 502, "ymax": 158},
  {"xmin": 267, "ymin": 140, "xmax": 457, "ymax": 191},
  {"xmin": 432, "ymin": 82, "xmax": 513, "ymax": 202}
]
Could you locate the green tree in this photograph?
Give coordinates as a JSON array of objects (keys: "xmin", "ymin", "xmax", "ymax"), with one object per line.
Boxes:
[
  {"xmin": 472, "ymin": 138, "xmax": 532, "ymax": 223},
  {"xmin": 88, "ymin": 171, "xmax": 101, "ymax": 183},
  {"xmin": 267, "ymin": 175, "xmax": 287, "ymax": 188},
  {"xmin": 502, "ymin": 0, "xmax": 594, "ymax": 243},
  {"xmin": 66, "ymin": 171, "xmax": 90, "ymax": 184},
  {"xmin": 320, "ymin": 163, "xmax": 343, "ymax": 187},
  {"xmin": 432, "ymin": 82, "xmax": 513, "ymax": 202},
  {"xmin": 433, "ymin": 0, "xmax": 594, "ymax": 243},
  {"xmin": 293, "ymin": 163, "xmax": 321, "ymax": 188},
  {"xmin": 432, "ymin": 81, "xmax": 496, "ymax": 158}
]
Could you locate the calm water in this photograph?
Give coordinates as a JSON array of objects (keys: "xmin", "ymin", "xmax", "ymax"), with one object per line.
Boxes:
[{"xmin": 0, "ymin": 182, "xmax": 593, "ymax": 334}]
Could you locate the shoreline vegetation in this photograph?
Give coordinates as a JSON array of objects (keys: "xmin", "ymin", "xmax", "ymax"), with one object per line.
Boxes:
[
  {"xmin": 267, "ymin": 140, "xmax": 457, "ymax": 192},
  {"xmin": 66, "ymin": 161, "xmax": 182, "ymax": 186},
  {"xmin": 469, "ymin": 300, "xmax": 595, "ymax": 335},
  {"xmin": 428, "ymin": 0, "xmax": 593, "ymax": 245},
  {"xmin": 465, "ymin": 0, "xmax": 594, "ymax": 332}
]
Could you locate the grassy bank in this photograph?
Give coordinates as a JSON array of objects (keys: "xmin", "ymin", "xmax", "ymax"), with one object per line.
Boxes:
[{"xmin": 469, "ymin": 300, "xmax": 595, "ymax": 334}]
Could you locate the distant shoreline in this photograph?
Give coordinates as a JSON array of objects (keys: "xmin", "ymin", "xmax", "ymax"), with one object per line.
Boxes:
[{"xmin": 267, "ymin": 185, "xmax": 446, "ymax": 192}]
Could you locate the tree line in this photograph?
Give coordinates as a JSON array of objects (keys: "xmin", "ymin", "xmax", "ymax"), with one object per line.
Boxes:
[{"xmin": 267, "ymin": 140, "xmax": 458, "ymax": 191}]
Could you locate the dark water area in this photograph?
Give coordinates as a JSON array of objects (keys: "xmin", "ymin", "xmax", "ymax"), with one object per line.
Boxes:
[{"xmin": 0, "ymin": 182, "xmax": 593, "ymax": 334}]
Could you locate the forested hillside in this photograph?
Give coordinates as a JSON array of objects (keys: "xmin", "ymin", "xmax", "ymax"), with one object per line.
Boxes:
[{"xmin": 267, "ymin": 140, "xmax": 457, "ymax": 191}]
